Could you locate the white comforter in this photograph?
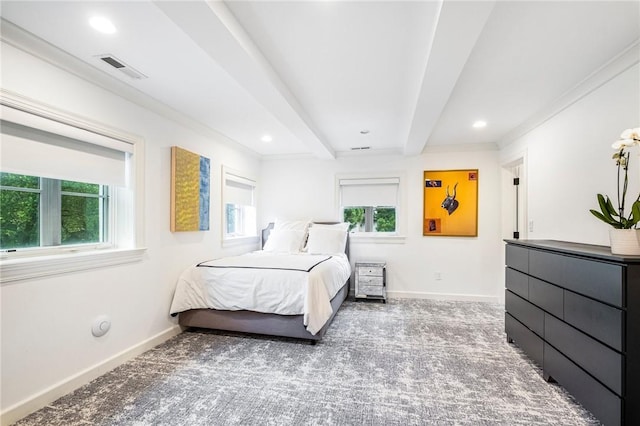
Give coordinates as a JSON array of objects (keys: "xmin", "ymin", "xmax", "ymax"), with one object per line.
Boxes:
[{"xmin": 169, "ymin": 251, "xmax": 351, "ymax": 335}]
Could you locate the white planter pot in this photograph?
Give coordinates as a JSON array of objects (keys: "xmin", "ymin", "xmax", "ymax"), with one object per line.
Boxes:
[{"xmin": 609, "ymin": 228, "xmax": 640, "ymax": 256}]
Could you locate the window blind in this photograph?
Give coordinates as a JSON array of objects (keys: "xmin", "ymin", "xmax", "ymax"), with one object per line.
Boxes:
[
  {"xmin": 340, "ymin": 177, "xmax": 399, "ymax": 207},
  {"xmin": 224, "ymin": 173, "xmax": 255, "ymax": 206},
  {"xmin": 0, "ymin": 105, "xmax": 132, "ymax": 187}
]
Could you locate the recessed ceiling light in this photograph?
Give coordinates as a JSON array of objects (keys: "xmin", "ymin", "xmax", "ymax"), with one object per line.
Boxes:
[
  {"xmin": 260, "ymin": 135, "xmax": 273, "ymax": 143},
  {"xmin": 89, "ymin": 16, "xmax": 117, "ymax": 34},
  {"xmin": 472, "ymin": 120, "xmax": 487, "ymax": 129}
]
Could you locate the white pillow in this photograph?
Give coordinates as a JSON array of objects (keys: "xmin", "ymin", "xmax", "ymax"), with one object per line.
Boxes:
[
  {"xmin": 307, "ymin": 228, "xmax": 348, "ymax": 255},
  {"xmin": 263, "ymin": 229, "xmax": 306, "ymax": 253},
  {"xmin": 274, "ymin": 219, "xmax": 311, "ymax": 232},
  {"xmin": 311, "ymin": 222, "xmax": 350, "ymax": 232}
]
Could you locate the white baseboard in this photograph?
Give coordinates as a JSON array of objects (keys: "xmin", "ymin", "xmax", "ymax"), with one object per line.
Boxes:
[
  {"xmin": 1, "ymin": 325, "xmax": 182, "ymax": 426},
  {"xmin": 387, "ymin": 290, "xmax": 501, "ymax": 304}
]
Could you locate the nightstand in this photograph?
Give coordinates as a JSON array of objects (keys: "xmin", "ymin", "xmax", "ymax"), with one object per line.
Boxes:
[{"xmin": 354, "ymin": 261, "xmax": 386, "ymax": 303}]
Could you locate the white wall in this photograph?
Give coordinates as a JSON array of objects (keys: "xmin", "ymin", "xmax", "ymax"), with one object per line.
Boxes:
[
  {"xmin": 259, "ymin": 149, "xmax": 504, "ymax": 302},
  {"xmin": 0, "ymin": 42, "xmax": 260, "ymax": 420},
  {"xmin": 501, "ymin": 63, "xmax": 640, "ymax": 245}
]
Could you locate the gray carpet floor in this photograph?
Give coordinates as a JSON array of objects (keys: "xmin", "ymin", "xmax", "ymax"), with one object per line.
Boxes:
[{"xmin": 14, "ymin": 299, "xmax": 599, "ymax": 425}]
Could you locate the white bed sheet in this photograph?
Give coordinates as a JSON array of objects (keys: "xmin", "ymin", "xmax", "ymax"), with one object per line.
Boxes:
[{"xmin": 169, "ymin": 251, "xmax": 351, "ymax": 335}]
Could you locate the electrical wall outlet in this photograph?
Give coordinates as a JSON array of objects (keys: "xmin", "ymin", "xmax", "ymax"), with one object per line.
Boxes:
[
  {"xmin": 434, "ymin": 272, "xmax": 442, "ymax": 280},
  {"xmin": 529, "ymin": 220, "xmax": 534, "ymax": 232}
]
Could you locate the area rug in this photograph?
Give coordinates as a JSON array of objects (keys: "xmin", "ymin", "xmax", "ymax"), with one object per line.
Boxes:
[{"xmin": 14, "ymin": 299, "xmax": 599, "ymax": 425}]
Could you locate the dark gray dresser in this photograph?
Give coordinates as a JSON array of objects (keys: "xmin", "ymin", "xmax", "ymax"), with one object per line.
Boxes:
[{"xmin": 504, "ymin": 239, "xmax": 640, "ymax": 426}]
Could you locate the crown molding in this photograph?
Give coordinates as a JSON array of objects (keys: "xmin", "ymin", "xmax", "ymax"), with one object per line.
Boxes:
[
  {"xmin": 0, "ymin": 18, "xmax": 260, "ymax": 160},
  {"xmin": 498, "ymin": 39, "xmax": 640, "ymax": 149}
]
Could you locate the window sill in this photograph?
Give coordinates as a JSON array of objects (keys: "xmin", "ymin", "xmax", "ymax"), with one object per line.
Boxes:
[
  {"xmin": 222, "ymin": 235, "xmax": 260, "ymax": 249},
  {"xmin": 0, "ymin": 247, "xmax": 147, "ymax": 285},
  {"xmin": 349, "ymin": 233, "xmax": 406, "ymax": 244}
]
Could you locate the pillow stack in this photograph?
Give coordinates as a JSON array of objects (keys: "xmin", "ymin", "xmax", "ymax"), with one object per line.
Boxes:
[
  {"xmin": 263, "ymin": 220, "xmax": 349, "ymax": 255},
  {"xmin": 263, "ymin": 219, "xmax": 310, "ymax": 253}
]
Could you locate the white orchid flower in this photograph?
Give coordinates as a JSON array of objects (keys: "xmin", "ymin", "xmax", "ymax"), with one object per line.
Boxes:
[
  {"xmin": 593, "ymin": 126, "xmax": 640, "ymax": 230},
  {"xmin": 612, "ymin": 139, "xmax": 636, "ymax": 149},
  {"xmin": 620, "ymin": 127, "xmax": 640, "ymax": 140}
]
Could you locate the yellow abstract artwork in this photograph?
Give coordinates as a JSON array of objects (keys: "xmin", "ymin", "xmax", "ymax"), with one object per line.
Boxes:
[{"xmin": 171, "ymin": 146, "xmax": 210, "ymax": 232}]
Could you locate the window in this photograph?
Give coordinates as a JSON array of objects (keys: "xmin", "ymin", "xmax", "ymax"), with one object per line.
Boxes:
[
  {"xmin": 343, "ymin": 206, "xmax": 396, "ymax": 232},
  {"xmin": 0, "ymin": 99, "xmax": 144, "ymax": 282},
  {"xmin": 223, "ymin": 168, "xmax": 257, "ymax": 241},
  {"xmin": 0, "ymin": 173, "xmax": 108, "ymax": 250},
  {"xmin": 339, "ymin": 177, "xmax": 400, "ymax": 233}
]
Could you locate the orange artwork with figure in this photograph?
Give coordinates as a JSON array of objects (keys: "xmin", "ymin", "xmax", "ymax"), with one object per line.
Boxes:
[{"xmin": 423, "ymin": 169, "xmax": 478, "ymax": 237}]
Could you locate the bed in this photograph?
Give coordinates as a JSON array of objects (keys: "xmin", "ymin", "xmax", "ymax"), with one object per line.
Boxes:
[{"xmin": 170, "ymin": 221, "xmax": 351, "ymax": 343}]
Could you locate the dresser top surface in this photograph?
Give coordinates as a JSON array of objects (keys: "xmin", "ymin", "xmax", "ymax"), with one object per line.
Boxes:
[{"xmin": 505, "ymin": 239, "xmax": 640, "ymax": 264}]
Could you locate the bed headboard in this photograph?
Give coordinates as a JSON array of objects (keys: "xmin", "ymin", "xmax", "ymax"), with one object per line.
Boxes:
[
  {"xmin": 261, "ymin": 222, "xmax": 350, "ymax": 258},
  {"xmin": 261, "ymin": 223, "xmax": 275, "ymax": 249}
]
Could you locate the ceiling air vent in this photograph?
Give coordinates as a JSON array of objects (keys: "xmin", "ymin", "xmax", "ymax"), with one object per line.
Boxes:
[
  {"xmin": 96, "ymin": 54, "xmax": 147, "ymax": 80},
  {"xmin": 350, "ymin": 146, "xmax": 371, "ymax": 151}
]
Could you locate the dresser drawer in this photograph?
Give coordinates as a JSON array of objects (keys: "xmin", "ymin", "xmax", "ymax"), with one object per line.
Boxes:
[
  {"xmin": 506, "ymin": 244, "xmax": 529, "ymax": 273},
  {"xmin": 562, "ymin": 256, "xmax": 623, "ymax": 308},
  {"xmin": 506, "ymin": 267, "xmax": 528, "ymax": 299},
  {"xmin": 506, "ymin": 291, "xmax": 544, "ymax": 337},
  {"xmin": 356, "ymin": 285, "xmax": 385, "ymax": 297},
  {"xmin": 545, "ymin": 314, "xmax": 622, "ymax": 395},
  {"xmin": 358, "ymin": 276, "xmax": 383, "ymax": 286},
  {"xmin": 528, "ymin": 249, "xmax": 563, "ymax": 286},
  {"xmin": 564, "ymin": 291, "xmax": 622, "ymax": 352},
  {"xmin": 529, "ymin": 277, "xmax": 563, "ymax": 319},
  {"xmin": 529, "ymin": 250, "xmax": 623, "ymax": 307},
  {"xmin": 358, "ymin": 266, "xmax": 384, "ymax": 276},
  {"xmin": 505, "ymin": 313, "xmax": 543, "ymax": 367},
  {"xmin": 544, "ymin": 344, "xmax": 621, "ymax": 426}
]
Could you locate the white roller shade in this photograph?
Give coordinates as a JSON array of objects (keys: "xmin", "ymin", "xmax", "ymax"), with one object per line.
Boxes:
[
  {"xmin": 224, "ymin": 174, "xmax": 255, "ymax": 206},
  {"xmin": 340, "ymin": 177, "xmax": 399, "ymax": 207},
  {"xmin": 0, "ymin": 105, "xmax": 132, "ymax": 187}
]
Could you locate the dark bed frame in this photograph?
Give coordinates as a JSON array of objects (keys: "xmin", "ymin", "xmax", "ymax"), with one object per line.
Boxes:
[{"xmin": 178, "ymin": 222, "xmax": 350, "ymax": 343}]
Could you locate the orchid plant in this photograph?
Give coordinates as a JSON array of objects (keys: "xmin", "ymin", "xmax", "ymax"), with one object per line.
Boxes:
[{"xmin": 590, "ymin": 127, "xmax": 640, "ymax": 229}]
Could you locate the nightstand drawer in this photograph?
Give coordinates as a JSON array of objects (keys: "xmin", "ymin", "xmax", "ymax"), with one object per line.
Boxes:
[
  {"xmin": 358, "ymin": 276, "xmax": 383, "ymax": 286},
  {"xmin": 358, "ymin": 266, "xmax": 383, "ymax": 276},
  {"xmin": 357, "ymin": 285, "xmax": 385, "ymax": 297}
]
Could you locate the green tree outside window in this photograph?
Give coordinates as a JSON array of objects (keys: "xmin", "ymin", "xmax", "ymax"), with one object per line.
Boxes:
[{"xmin": 1, "ymin": 172, "xmax": 106, "ymax": 250}]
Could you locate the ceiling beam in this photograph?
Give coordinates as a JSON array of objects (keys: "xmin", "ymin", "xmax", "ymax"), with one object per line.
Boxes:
[
  {"xmin": 404, "ymin": 0, "xmax": 496, "ymax": 156},
  {"xmin": 154, "ymin": 0, "xmax": 335, "ymax": 159}
]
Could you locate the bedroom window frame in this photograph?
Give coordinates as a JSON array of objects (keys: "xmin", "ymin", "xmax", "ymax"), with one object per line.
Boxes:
[
  {"xmin": 337, "ymin": 173, "xmax": 406, "ymax": 244},
  {"xmin": 0, "ymin": 93, "xmax": 146, "ymax": 284},
  {"xmin": 0, "ymin": 174, "xmax": 110, "ymax": 250},
  {"xmin": 222, "ymin": 166, "xmax": 258, "ymax": 247}
]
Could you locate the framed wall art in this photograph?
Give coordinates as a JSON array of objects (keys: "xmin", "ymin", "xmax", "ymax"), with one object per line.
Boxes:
[
  {"xmin": 170, "ymin": 146, "xmax": 210, "ymax": 232},
  {"xmin": 423, "ymin": 169, "xmax": 478, "ymax": 237}
]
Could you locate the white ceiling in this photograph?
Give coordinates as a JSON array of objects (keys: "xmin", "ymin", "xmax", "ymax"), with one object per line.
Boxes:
[{"xmin": 1, "ymin": 1, "xmax": 638, "ymax": 159}]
